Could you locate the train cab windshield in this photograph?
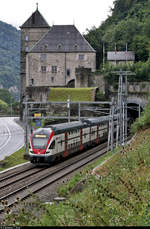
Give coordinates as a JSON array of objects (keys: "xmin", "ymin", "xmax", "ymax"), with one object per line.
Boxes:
[{"xmin": 32, "ymin": 134, "xmax": 49, "ymax": 149}]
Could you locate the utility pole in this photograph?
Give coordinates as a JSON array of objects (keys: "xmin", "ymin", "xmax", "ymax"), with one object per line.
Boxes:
[
  {"xmin": 78, "ymin": 102, "xmax": 81, "ymax": 121},
  {"xmin": 111, "ymin": 97, "xmax": 115, "ymax": 152},
  {"xmin": 111, "ymin": 69, "xmax": 135, "ymax": 146},
  {"xmin": 117, "ymin": 70, "xmax": 123, "ymax": 145},
  {"xmin": 107, "ymin": 97, "xmax": 115, "ymax": 152},
  {"xmin": 124, "ymin": 71, "xmax": 128, "ymax": 143},
  {"xmin": 24, "ymin": 97, "xmax": 29, "ymax": 159},
  {"xmin": 67, "ymin": 96, "xmax": 71, "ymax": 122}
]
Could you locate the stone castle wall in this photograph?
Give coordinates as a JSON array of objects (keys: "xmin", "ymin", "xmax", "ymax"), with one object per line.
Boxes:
[
  {"xmin": 26, "ymin": 52, "xmax": 96, "ymax": 88},
  {"xmin": 20, "ymin": 28, "xmax": 50, "ymax": 98}
]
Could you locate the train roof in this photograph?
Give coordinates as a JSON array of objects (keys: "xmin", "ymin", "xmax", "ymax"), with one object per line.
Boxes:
[
  {"xmin": 46, "ymin": 121, "xmax": 85, "ymax": 134},
  {"xmin": 82, "ymin": 116, "xmax": 110, "ymax": 126},
  {"xmin": 45, "ymin": 116, "xmax": 110, "ymax": 134}
]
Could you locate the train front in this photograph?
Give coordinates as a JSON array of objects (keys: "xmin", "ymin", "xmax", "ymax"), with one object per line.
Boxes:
[{"xmin": 29, "ymin": 128, "xmax": 55, "ymax": 164}]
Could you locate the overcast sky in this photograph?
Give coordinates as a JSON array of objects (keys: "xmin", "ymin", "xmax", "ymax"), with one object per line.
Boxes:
[{"xmin": 0, "ymin": 0, "xmax": 114, "ymax": 34}]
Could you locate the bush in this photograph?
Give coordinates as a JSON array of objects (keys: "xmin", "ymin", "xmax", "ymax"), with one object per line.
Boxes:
[
  {"xmin": 48, "ymin": 88, "xmax": 96, "ymax": 102},
  {"xmin": 131, "ymin": 94, "xmax": 150, "ymax": 133},
  {"xmin": 0, "ymin": 99, "xmax": 8, "ymax": 113}
]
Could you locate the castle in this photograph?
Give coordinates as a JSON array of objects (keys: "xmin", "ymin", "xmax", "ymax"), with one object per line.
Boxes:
[{"xmin": 20, "ymin": 5, "xmax": 96, "ymax": 107}]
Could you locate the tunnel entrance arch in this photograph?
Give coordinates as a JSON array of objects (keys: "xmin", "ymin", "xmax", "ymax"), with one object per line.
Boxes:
[{"xmin": 127, "ymin": 102, "xmax": 143, "ymax": 126}]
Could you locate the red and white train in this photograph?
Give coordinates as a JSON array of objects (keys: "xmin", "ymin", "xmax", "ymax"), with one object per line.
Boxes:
[{"xmin": 29, "ymin": 116, "xmax": 110, "ymax": 164}]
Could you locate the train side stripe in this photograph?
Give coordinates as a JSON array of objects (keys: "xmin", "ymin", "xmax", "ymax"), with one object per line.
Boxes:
[{"xmin": 46, "ymin": 131, "xmax": 54, "ymax": 150}]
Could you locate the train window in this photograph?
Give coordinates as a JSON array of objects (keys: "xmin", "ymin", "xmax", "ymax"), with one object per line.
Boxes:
[
  {"xmin": 33, "ymin": 137, "xmax": 49, "ymax": 149},
  {"xmin": 61, "ymin": 140, "xmax": 63, "ymax": 146},
  {"xmin": 49, "ymin": 140, "xmax": 55, "ymax": 149}
]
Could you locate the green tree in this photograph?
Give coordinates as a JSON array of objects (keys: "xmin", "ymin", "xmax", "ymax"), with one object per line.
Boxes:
[
  {"xmin": 0, "ymin": 99, "xmax": 8, "ymax": 113},
  {"xmin": 85, "ymin": 27, "xmax": 104, "ymax": 69},
  {"xmin": 131, "ymin": 35, "xmax": 149, "ymax": 62},
  {"xmin": 85, "ymin": 0, "xmax": 150, "ymax": 70},
  {"xmin": 112, "ymin": 0, "xmax": 135, "ymax": 20},
  {"xmin": 0, "ymin": 88, "xmax": 15, "ymax": 105}
]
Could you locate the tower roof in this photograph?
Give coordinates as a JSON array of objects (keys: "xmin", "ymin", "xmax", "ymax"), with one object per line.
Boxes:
[
  {"xmin": 30, "ymin": 25, "xmax": 96, "ymax": 53},
  {"xmin": 20, "ymin": 8, "xmax": 50, "ymax": 29}
]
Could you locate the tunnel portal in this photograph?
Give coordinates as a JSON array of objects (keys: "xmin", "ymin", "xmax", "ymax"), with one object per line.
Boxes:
[{"xmin": 127, "ymin": 103, "xmax": 143, "ymax": 126}]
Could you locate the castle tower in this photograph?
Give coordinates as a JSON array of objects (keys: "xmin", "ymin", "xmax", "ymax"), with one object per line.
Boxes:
[{"xmin": 20, "ymin": 4, "xmax": 50, "ymax": 119}]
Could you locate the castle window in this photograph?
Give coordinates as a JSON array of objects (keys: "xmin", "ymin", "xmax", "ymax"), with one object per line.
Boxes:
[
  {"xmin": 41, "ymin": 54, "xmax": 46, "ymax": 62},
  {"xmin": 25, "ymin": 35, "xmax": 29, "ymax": 41},
  {"xmin": 79, "ymin": 54, "xmax": 84, "ymax": 60},
  {"xmin": 74, "ymin": 44, "xmax": 78, "ymax": 49},
  {"xmin": 29, "ymin": 79, "xmax": 34, "ymax": 86},
  {"xmin": 57, "ymin": 43, "xmax": 62, "ymax": 49},
  {"xmin": 51, "ymin": 77, "xmax": 54, "ymax": 82},
  {"xmin": 67, "ymin": 69, "xmax": 70, "ymax": 76},
  {"xmin": 25, "ymin": 46, "xmax": 29, "ymax": 52},
  {"xmin": 44, "ymin": 44, "xmax": 48, "ymax": 50},
  {"xmin": 41, "ymin": 66, "xmax": 46, "ymax": 73},
  {"xmin": 66, "ymin": 32, "xmax": 70, "ymax": 38},
  {"xmin": 52, "ymin": 66, "xmax": 57, "ymax": 73}
]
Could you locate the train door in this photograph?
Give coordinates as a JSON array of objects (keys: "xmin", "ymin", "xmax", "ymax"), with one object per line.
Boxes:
[
  {"xmin": 80, "ymin": 128, "xmax": 83, "ymax": 150},
  {"xmin": 64, "ymin": 132, "xmax": 68, "ymax": 157},
  {"xmin": 96, "ymin": 125, "xmax": 100, "ymax": 143},
  {"xmin": 57, "ymin": 133, "xmax": 65, "ymax": 153},
  {"xmin": 53, "ymin": 136, "xmax": 58, "ymax": 154}
]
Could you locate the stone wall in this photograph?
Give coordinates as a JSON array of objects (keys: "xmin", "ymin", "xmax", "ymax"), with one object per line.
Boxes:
[
  {"xmin": 26, "ymin": 52, "xmax": 96, "ymax": 88},
  {"xmin": 21, "ymin": 28, "xmax": 50, "ymax": 52},
  {"xmin": 75, "ymin": 68, "xmax": 91, "ymax": 88},
  {"xmin": 26, "ymin": 86, "xmax": 49, "ymax": 101},
  {"xmin": 75, "ymin": 68, "xmax": 105, "ymax": 94},
  {"xmin": 20, "ymin": 27, "xmax": 49, "ymax": 98},
  {"xmin": 109, "ymin": 60, "xmax": 134, "ymax": 66},
  {"xmin": 108, "ymin": 81, "xmax": 150, "ymax": 94}
]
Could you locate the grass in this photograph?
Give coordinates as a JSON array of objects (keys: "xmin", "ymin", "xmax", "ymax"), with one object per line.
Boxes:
[
  {"xmin": 48, "ymin": 88, "xmax": 96, "ymax": 102},
  {"xmin": 57, "ymin": 149, "xmax": 115, "ymax": 197},
  {"xmin": 38, "ymin": 128, "xmax": 150, "ymax": 226},
  {"xmin": 0, "ymin": 147, "xmax": 28, "ymax": 172},
  {"xmin": 2, "ymin": 128, "xmax": 150, "ymax": 226}
]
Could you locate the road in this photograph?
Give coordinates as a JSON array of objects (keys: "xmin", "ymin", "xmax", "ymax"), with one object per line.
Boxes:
[{"xmin": 0, "ymin": 117, "xmax": 24, "ymax": 161}]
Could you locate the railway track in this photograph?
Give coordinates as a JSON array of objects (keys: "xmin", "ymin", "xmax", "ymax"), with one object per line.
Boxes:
[{"xmin": 0, "ymin": 142, "xmax": 108, "ymax": 213}]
